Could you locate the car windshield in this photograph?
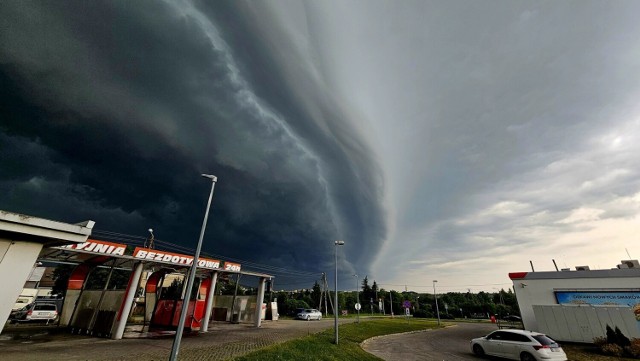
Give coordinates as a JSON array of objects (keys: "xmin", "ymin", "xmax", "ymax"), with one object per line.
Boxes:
[
  {"xmin": 305, "ymin": 309, "xmax": 313, "ymax": 312},
  {"xmin": 533, "ymin": 335, "xmax": 558, "ymax": 347},
  {"xmin": 36, "ymin": 304, "xmax": 56, "ymax": 311}
]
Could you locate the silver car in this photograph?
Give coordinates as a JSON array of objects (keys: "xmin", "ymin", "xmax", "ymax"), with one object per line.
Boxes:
[
  {"xmin": 471, "ymin": 329, "xmax": 567, "ymax": 361},
  {"xmin": 296, "ymin": 308, "xmax": 322, "ymax": 320},
  {"xmin": 12, "ymin": 303, "xmax": 58, "ymax": 324}
]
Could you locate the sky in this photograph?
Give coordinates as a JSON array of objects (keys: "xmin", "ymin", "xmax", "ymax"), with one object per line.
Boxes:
[{"xmin": 1, "ymin": 1, "xmax": 639, "ymax": 293}]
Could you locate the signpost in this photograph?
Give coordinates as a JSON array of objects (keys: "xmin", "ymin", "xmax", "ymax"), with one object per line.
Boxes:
[{"xmin": 403, "ymin": 300, "xmax": 411, "ymax": 318}]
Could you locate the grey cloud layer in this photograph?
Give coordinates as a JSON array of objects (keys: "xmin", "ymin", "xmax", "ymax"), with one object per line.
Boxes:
[
  {"xmin": 263, "ymin": 0, "xmax": 640, "ymax": 287},
  {"xmin": 2, "ymin": 0, "xmax": 639, "ymax": 291},
  {"xmin": 0, "ymin": 1, "xmax": 386, "ymax": 282}
]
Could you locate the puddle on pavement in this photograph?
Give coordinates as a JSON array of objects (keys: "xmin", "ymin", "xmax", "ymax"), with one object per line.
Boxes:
[{"xmin": 0, "ymin": 327, "xmax": 58, "ymax": 343}]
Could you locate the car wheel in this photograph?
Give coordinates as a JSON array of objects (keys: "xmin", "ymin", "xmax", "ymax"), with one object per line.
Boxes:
[
  {"xmin": 318, "ymin": 316, "xmax": 322, "ymax": 321},
  {"xmin": 520, "ymin": 352, "xmax": 535, "ymax": 361},
  {"xmin": 306, "ymin": 315, "xmax": 310, "ymax": 321},
  {"xmin": 472, "ymin": 344, "xmax": 485, "ymax": 357}
]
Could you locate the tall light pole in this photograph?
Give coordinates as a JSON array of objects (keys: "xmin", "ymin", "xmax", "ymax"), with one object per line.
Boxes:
[
  {"xmin": 334, "ymin": 240, "xmax": 344, "ymax": 345},
  {"xmin": 169, "ymin": 174, "xmax": 217, "ymax": 361},
  {"xmin": 353, "ymin": 274, "xmax": 360, "ymax": 323},
  {"xmin": 433, "ymin": 280, "xmax": 441, "ymax": 326}
]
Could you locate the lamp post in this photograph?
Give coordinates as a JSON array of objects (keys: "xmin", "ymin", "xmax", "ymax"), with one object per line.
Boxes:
[
  {"xmin": 169, "ymin": 174, "xmax": 217, "ymax": 361},
  {"xmin": 433, "ymin": 280, "xmax": 440, "ymax": 326},
  {"xmin": 353, "ymin": 274, "xmax": 360, "ymax": 323},
  {"xmin": 334, "ymin": 240, "xmax": 344, "ymax": 345}
]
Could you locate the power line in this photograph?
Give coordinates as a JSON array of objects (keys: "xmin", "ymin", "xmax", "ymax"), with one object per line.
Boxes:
[
  {"xmin": 377, "ymin": 282, "xmax": 511, "ymax": 288},
  {"xmin": 92, "ymin": 228, "xmax": 324, "ymax": 279}
]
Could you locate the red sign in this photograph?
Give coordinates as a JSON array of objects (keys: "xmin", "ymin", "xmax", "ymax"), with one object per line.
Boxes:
[
  {"xmin": 59, "ymin": 239, "xmax": 126, "ymax": 256},
  {"xmin": 224, "ymin": 262, "xmax": 241, "ymax": 272},
  {"xmin": 132, "ymin": 247, "xmax": 221, "ymax": 270}
]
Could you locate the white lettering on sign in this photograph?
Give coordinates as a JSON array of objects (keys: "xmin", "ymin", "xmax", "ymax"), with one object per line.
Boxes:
[
  {"xmin": 198, "ymin": 259, "xmax": 220, "ymax": 269},
  {"xmin": 225, "ymin": 263, "xmax": 241, "ymax": 272},
  {"xmin": 60, "ymin": 239, "xmax": 126, "ymax": 256},
  {"xmin": 132, "ymin": 247, "xmax": 222, "ymax": 270}
]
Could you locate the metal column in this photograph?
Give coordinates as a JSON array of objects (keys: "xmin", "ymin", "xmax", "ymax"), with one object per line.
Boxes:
[
  {"xmin": 201, "ymin": 271, "xmax": 218, "ymax": 332},
  {"xmin": 113, "ymin": 262, "xmax": 144, "ymax": 339},
  {"xmin": 253, "ymin": 277, "xmax": 267, "ymax": 328}
]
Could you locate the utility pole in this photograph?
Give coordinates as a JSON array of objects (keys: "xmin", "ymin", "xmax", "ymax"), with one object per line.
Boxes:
[
  {"xmin": 169, "ymin": 174, "xmax": 217, "ymax": 361},
  {"xmin": 318, "ymin": 273, "xmax": 325, "ymax": 314}
]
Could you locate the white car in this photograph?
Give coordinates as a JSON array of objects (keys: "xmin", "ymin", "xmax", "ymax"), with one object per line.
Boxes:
[
  {"xmin": 296, "ymin": 309, "xmax": 322, "ymax": 320},
  {"xmin": 470, "ymin": 329, "xmax": 567, "ymax": 361},
  {"xmin": 10, "ymin": 303, "xmax": 58, "ymax": 324}
]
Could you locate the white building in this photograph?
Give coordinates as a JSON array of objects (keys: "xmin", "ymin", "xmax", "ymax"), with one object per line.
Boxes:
[
  {"xmin": 510, "ymin": 261, "xmax": 640, "ymax": 343},
  {"xmin": 0, "ymin": 210, "xmax": 93, "ymax": 333}
]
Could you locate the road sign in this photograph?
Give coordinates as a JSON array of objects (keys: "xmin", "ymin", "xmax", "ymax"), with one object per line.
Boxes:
[
  {"xmin": 355, "ymin": 303, "xmax": 361, "ymax": 310},
  {"xmin": 402, "ymin": 300, "xmax": 411, "ymax": 308}
]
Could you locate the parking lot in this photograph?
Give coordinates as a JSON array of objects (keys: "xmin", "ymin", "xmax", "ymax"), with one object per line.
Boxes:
[{"xmin": 363, "ymin": 322, "xmax": 496, "ymax": 360}]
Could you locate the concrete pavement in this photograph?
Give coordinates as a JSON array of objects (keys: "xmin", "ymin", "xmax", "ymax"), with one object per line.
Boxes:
[
  {"xmin": 0, "ymin": 318, "xmax": 354, "ymax": 361},
  {"xmin": 2, "ymin": 318, "xmax": 499, "ymax": 361}
]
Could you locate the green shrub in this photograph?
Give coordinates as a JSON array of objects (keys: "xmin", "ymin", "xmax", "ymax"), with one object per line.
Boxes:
[
  {"xmin": 592, "ymin": 336, "xmax": 607, "ymax": 347},
  {"xmin": 601, "ymin": 343, "xmax": 624, "ymax": 357},
  {"xmin": 625, "ymin": 338, "xmax": 640, "ymax": 358},
  {"xmin": 412, "ymin": 310, "xmax": 430, "ymax": 318}
]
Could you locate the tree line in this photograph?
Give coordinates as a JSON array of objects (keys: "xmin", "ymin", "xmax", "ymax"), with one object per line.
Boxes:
[{"xmin": 271, "ymin": 276, "xmax": 519, "ymax": 319}]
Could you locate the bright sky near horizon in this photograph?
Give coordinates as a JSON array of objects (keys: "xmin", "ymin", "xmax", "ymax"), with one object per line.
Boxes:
[{"xmin": 1, "ymin": 1, "xmax": 639, "ymax": 292}]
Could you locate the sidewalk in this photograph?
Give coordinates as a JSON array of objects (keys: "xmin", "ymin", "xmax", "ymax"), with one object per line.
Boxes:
[{"xmin": 1, "ymin": 319, "xmax": 353, "ymax": 361}]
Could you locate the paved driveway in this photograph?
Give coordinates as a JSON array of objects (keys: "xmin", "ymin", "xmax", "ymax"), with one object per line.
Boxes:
[{"xmin": 362, "ymin": 322, "xmax": 497, "ymax": 361}]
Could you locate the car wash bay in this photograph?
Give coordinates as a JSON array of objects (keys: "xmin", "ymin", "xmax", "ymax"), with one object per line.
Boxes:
[{"xmin": 36, "ymin": 239, "xmax": 273, "ymax": 339}]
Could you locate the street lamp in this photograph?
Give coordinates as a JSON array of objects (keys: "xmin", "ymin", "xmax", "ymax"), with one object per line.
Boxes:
[
  {"xmin": 169, "ymin": 174, "xmax": 217, "ymax": 361},
  {"xmin": 433, "ymin": 280, "xmax": 441, "ymax": 326},
  {"xmin": 353, "ymin": 274, "xmax": 360, "ymax": 323},
  {"xmin": 334, "ymin": 240, "xmax": 344, "ymax": 345}
]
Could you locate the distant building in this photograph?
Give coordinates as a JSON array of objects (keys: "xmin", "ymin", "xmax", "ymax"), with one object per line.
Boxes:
[{"xmin": 510, "ymin": 260, "xmax": 640, "ymax": 343}]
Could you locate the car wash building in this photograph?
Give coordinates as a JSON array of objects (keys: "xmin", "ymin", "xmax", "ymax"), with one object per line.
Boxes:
[
  {"xmin": 1, "ymin": 210, "xmax": 274, "ymax": 339},
  {"xmin": 510, "ymin": 261, "xmax": 640, "ymax": 343},
  {"xmin": 38, "ymin": 238, "xmax": 273, "ymax": 339}
]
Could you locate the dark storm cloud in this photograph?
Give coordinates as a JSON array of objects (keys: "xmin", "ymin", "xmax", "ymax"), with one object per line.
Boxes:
[{"xmin": 0, "ymin": 1, "xmax": 386, "ymax": 281}]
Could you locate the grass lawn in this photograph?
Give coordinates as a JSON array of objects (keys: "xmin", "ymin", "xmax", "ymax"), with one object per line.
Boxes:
[{"xmin": 235, "ymin": 318, "xmax": 441, "ymax": 361}]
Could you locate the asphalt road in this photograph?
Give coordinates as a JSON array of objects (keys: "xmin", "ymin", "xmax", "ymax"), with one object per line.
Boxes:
[{"xmin": 362, "ymin": 321, "xmax": 498, "ymax": 361}]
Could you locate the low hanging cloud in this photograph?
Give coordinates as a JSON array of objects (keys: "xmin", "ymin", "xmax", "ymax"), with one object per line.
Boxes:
[
  {"xmin": 2, "ymin": 1, "xmax": 640, "ymax": 291},
  {"xmin": 0, "ymin": 1, "xmax": 386, "ymax": 282}
]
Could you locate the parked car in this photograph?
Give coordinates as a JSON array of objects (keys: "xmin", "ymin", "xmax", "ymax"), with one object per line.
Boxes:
[
  {"xmin": 292, "ymin": 307, "xmax": 306, "ymax": 317},
  {"xmin": 470, "ymin": 329, "xmax": 567, "ymax": 361},
  {"xmin": 10, "ymin": 303, "xmax": 58, "ymax": 324},
  {"xmin": 503, "ymin": 315, "xmax": 522, "ymax": 322},
  {"xmin": 296, "ymin": 309, "xmax": 322, "ymax": 320}
]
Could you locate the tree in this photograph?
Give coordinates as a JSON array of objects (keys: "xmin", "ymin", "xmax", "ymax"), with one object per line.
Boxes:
[
  {"xmin": 362, "ymin": 276, "xmax": 372, "ymax": 301},
  {"xmin": 311, "ymin": 281, "xmax": 321, "ymax": 308}
]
